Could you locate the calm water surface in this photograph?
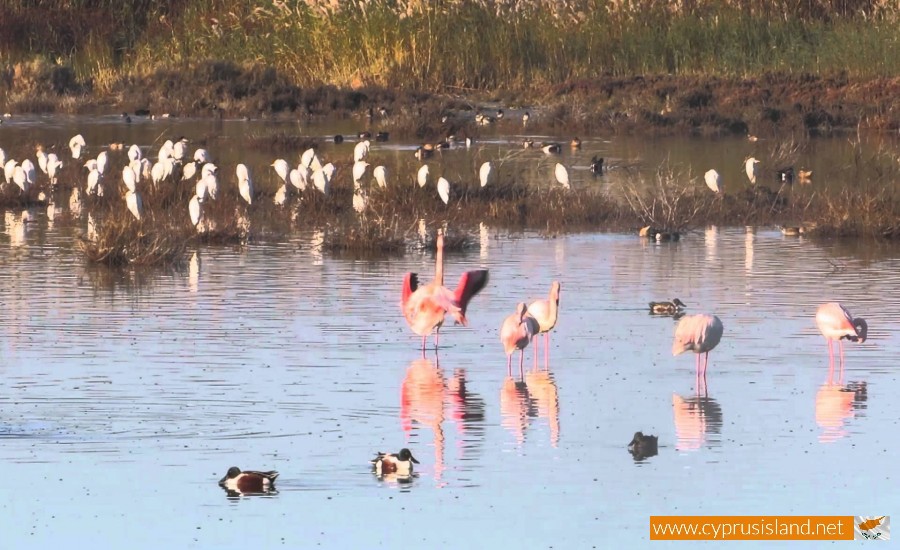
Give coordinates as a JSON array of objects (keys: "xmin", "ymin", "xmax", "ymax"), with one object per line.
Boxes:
[{"xmin": 1, "ymin": 117, "xmax": 899, "ymax": 548}]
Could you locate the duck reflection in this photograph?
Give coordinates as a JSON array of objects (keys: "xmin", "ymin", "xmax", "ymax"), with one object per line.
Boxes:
[
  {"xmin": 815, "ymin": 381, "xmax": 867, "ymax": 444},
  {"xmin": 672, "ymin": 391, "xmax": 723, "ymax": 452}
]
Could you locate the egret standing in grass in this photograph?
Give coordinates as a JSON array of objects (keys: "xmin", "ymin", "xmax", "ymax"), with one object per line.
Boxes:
[
  {"xmin": 96, "ymin": 151, "xmax": 109, "ymax": 176},
  {"xmin": 437, "ymin": 177, "xmax": 450, "ymax": 204},
  {"xmin": 352, "ymin": 160, "xmax": 369, "ymax": 184},
  {"xmin": 417, "ymin": 165, "xmax": 429, "ymax": 188},
  {"xmin": 745, "ymin": 157, "xmax": 760, "ymax": 185},
  {"xmin": 479, "ymin": 161, "xmax": 492, "ymax": 187},
  {"xmin": 236, "ymin": 163, "xmax": 253, "ymax": 205},
  {"xmin": 21, "ymin": 159, "xmax": 36, "ymax": 188},
  {"xmin": 271, "ymin": 159, "xmax": 289, "ymax": 185},
  {"xmin": 373, "ymin": 165, "xmax": 387, "ymax": 188},
  {"xmin": 704, "ymin": 169, "xmax": 723, "ymax": 194},
  {"xmin": 554, "ymin": 163, "xmax": 570, "ymax": 189},
  {"xmin": 69, "ymin": 134, "xmax": 86, "ymax": 159},
  {"xmin": 189, "ymin": 194, "xmax": 203, "ymax": 229},
  {"xmin": 125, "ymin": 190, "xmax": 144, "ymax": 221},
  {"xmin": 353, "ymin": 140, "xmax": 370, "ymax": 162},
  {"xmin": 122, "ymin": 165, "xmax": 137, "ymax": 193}
]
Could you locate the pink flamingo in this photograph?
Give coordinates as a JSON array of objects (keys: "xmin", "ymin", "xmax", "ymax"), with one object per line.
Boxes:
[
  {"xmin": 672, "ymin": 314, "xmax": 724, "ymax": 393},
  {"xmin": 526, "ymin": 281, "xmax": 560, "ymax": 368},
  {"xmin": 815, "ymin": 302, "xmax": 867, "ymax": 382},
  {"xmin": 500, "ymin": 303, "xmax": 540, "ymax": 377},
  {"xmin": 401, "ymin": 230, "xmax": 489, "ymax": 353}
]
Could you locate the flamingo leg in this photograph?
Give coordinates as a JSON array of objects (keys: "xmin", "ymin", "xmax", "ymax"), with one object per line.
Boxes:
[
  {"xmin": 421, "ymin": 335, "xmax": 427, "ymax": 355},
  {"xmin": 544, "ymin": 333, "xmax": 550, "ymax": 369},
  {"xmin": 533, "ymin": 337, "xmax": 539, "ymax": 371},
  {"xmin": 507, "ymin": 355, "xmax": 512, "ymax": 377},
  {"xmin": 434, "ymin": 328, "xmax": 441, "ymax": 351},
  {"xmin": 838, "ymin": 340, "xmax": 846, "ymax": 385},
  {"xmin": 519, "ymin": 351, "xmax": 525, "ymax": 381}
]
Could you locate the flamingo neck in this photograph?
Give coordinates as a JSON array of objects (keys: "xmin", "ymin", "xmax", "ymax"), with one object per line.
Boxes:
[{"xmin": 434, "ymin": 233, "xmax": 444, "ymax": 286}]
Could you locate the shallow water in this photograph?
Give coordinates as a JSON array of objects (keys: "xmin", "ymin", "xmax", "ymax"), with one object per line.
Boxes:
[
  {"xmin": 1, "ymin": 117, "xmax": 899, "ymax": 548},
  {"xmin": 2, "ymin": 220, "xmax": 899, "ymax": 548}
]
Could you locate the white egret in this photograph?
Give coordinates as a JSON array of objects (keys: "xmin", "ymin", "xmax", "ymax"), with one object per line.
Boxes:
[
  {"xmin": 189, "ymin": 194, "xmax": 202, "ymax": 228},
  {"xmin": 47, "ymin": 155, "xmax": 62, "ymax": 186},
  {"xmin": 479, "ymin": 161, "xmax": 492, "ymax": 187},
  {"xmin": 139, "ymin": 158, "xmax": 152, "ymax": 180},
  {"xmin": 195, "ymin": 178, "xmax": 208, "ymax": 203},
  {"xmin": 274, "ymin": 185, "xmax": 288, "ymax": 206},
  {"xmin": 271, "ymin": 159, "xmax": 289, "ymax": 184},
  {"xmin": 181, "ymin": 161, "xmax": 198, "ymax": 181},
  {"xmin": 323, "ymin": 163, "xmax": 335, "ymax": 181},
  {"xmin": 312, "ymin": 166, "xmax": 330, "ymax": 196},
  {"xmin": 21, "ymin": 159, "xmax": 36, "ymax": 187},
  {"xmin": 704, "ymin": 169, "xmax": 723, "ymax": 194},
  {"xmin": 352, "ymin": 160, "xmax": 369, "ymax": 183},
  {"xmin": 36, "ymin": 149, "xmax": 48, "ymax": 174},
  {"xmin": 352, "ymin": 189, "xmax": 367, "ymax": 213},
  {"xmin": 353, "ymin": 140, "xmax": 370, "ymax": 162},
  {"xmin": 554, "ymin": 163, "xmax": 570, "ymax": 189},
  {"xmin": 201, "ymin": 163, "xmax": 217, "ymax": 179},
  {"xmin": 236, "ymin": 163, "xmax": 253, "ymax": 205},
  {"xmin": 295, "ymin": 164, "xmax": 310, "ymax": 189},
  {"xmin": 86, "ymin": 168, "xmax": 101, "ymax": 196},
  {"xmin": 300, "ymin": 148, "xmax": 316, "ymax": 168},
  {"xmin": 745, "ymin": 157, "xmax": 760, "ymax": 184},
  {"xmin": 172, "ymin": 139, "xmax": 187, "ymax": 161},
  {"xmin": 96, "ymin": 151, "xmax": 108, "ymax": 176},
  {"xmin": 13, "ymin": 165, "xmax": 27, "ymax": 192},
  {"xmin": 202, "ymin": 173, "xmax": 218, "ymax": 200},
  {"xmin": 417, "ymin": 165, "xmax": 429, "ymax": 188},
  {"xmin": 84, "ymin": 158, "xmax": 98, "ymax": 172},
  {"xmin": 122, "ymin": 165, "xmax": 137, "ymax": 193},
  {"xmin": 4, "ymin": 159, "xmax": 17, "ymax": 184},
  {"xmin": 193, "ymin": 148, "xmax": 211, "ymax": 164},
  {"xmin": 151, "ymin": 161, "xmax": 167, "ymax": 185},
  {"xmin": 0, "ymin": 147, "xmax": 6, "ymax": 168},
  {"xmin": 437, "ymin": 177, "xmax": 450, "ymax": 204},
  {"xmin": 158, "ymin": 140, "xmax": 174, "ymax": 162},
  {"xmin": 69, "ymin": 134, "xmax": 86, "ymax": 159},
  {"xmin": 289, "ymin": 168, "xmax": 305, "ymax": 192},
  {"xmin": 129, "ymin": 159, "xmax": 143, "ymax": 183},
  {"xmin": 128, "ymin": 144, "xmax": 142, "ymax": 162},
  {"xmin": 125, "ymin": 190, "xmax": 144, "ymax": 221},
  {"xmin": 373, "ymin": 165, "xmax": 387, "ymax": 188}
]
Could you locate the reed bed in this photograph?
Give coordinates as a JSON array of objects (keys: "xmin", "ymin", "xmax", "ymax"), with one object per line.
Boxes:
[{"xmin": 1, "ymin": 2, "xmax": 898, "ymax": 134}]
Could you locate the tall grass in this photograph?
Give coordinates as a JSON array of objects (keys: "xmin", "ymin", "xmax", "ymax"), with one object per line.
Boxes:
[{"xmin": 1, "ymin": 0, "xmax": 898, "ymax": 96}]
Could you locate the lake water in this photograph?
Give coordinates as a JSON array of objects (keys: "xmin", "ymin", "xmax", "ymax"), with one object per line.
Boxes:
[{"xmin": 1, "ymin": 116, "xmax": 898, "ymax": 548}]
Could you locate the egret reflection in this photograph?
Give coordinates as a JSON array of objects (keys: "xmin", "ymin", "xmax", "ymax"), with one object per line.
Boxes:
[{"xmin": 816, "ymin": 381, "xmax": 867, "ymax": 444}]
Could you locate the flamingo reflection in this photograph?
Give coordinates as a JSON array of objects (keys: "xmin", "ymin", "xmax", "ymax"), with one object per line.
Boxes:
[
  {"xmin": 815, "ymin": 381, "xmax": 867, "ymax": 444},
  {"xmin": 672, "ymin": 391, "xmax": 723, "ymax": 452},
  {"xmin": 401, "ymin": 360, "xmax": 485, "ymax": 483},
  {"xmin": 525, "ymin": 369, "xmax": 560, "ymax": 447},
  {"xmin": 401, "ymin": 359, "xmax": 445, "ymax": 480},
  {"xmin": 500, "ymin": 377, "xmax": 533, "ymax": 445}
]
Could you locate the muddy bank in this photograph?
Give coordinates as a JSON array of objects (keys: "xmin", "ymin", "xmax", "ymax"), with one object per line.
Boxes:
[{"xmin": 2, "ymin": 60, "xmax": 899, "ymax": 138}]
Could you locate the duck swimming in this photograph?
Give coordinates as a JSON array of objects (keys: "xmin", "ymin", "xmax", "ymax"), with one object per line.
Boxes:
[{"xmin": 649, "ymin": 298, "xmax": 686, "ymax": 315}]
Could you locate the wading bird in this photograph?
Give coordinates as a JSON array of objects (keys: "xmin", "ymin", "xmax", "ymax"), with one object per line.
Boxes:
[
  {"xmin": 437, "ymin": 177, "xmax": 450, "ymax": 204},
  {"xmin": 373, "ymin": 165, "xmax": 387, "ymax": 188},
  {"xmin": 69, "ymin": 134, "xmax": 86, "ymax": 159},
  {"xmin": 704, "ymin": 169, "xmax": 723, "ymax": 194},
  {"xmin": 526, "ymin": 281, "xmax": 561, "ymax": 368},
  {"xmin": 744, "ymin": 157, "xmax": 760, "ymax": 185},
  {"xmin": 479, "ymin": 161, "xmax": 492, "ymax": 187},
  {"xmin": 401, "ymin": 230, "xmax": 489, "ymax": 353},
  {"xmin": 815, "ymin": 302, "xmax": 867, "ymax": 377},
  {"xmin": 500, "ymin": 302, "xmax": 540, "ymax": 376},
  {"xmin": 554, "ymin": 163, "xmax": 570, "ymax": 189},
  {"xmin": 417, "ymin": 165, "xmax": 429, "ymax": 188},
  {"xmin": 673, "ymin": 314, "xmax": 724, "ymax": 380},
  {"xmin": 236, "ymin": 163, "xmax": 253, "ymax": 205}
]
